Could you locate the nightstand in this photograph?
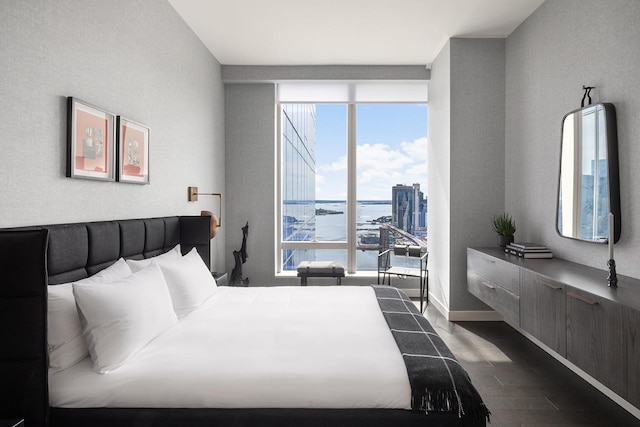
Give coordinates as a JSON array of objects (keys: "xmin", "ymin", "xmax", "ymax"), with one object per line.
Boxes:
[{"xmin": 212, "ymin": 272, "xmax": 228, "ymax": 286}]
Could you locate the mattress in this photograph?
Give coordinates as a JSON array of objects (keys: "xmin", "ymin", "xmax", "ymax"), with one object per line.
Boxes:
[{"xmin": 49, "ymin": 285, "xmax": 412, "ymax": 409}]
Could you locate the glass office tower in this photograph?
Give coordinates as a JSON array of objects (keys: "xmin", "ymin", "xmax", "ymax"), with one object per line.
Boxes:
[
  {"xmin": 281, "ymin": 104, "xmax": 316, "ymax": 270},
  {"xmin": 392, "ymin": 183, "xmax": 425, "ymax": 235}
]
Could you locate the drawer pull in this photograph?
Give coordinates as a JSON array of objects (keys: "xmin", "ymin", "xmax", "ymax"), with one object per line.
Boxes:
[
  {"xmin": 481, "ymin": 281, "xmax": 496, "ymax": 290},
  {"xmin": 540, "ymin": 280, "xmax": 562, "ymax": 290},
  {"xmin": 567, "ymin": 291, "xmax": 598, "ymax": 305}
]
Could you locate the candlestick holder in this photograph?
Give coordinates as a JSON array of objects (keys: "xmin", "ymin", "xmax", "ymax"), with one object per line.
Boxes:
[{"xmin": 607, "ymin": 259, "xmax": 618, "ymax": 287}]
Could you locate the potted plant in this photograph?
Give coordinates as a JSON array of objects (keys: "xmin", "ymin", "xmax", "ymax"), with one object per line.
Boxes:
[{"xmin": 492, "ymin": 213, "xmax": 516, "ymax": 247}]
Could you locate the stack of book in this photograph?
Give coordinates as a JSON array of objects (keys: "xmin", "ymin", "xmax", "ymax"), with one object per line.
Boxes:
[{"xmin": 505, "ymin": 242, "xmax": 553, "ymax": 258}]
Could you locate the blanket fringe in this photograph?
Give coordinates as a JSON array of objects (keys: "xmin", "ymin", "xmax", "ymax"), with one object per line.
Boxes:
[{"xmin": 412, "ymin": 389, "xmax": 491, "ymax": 425}]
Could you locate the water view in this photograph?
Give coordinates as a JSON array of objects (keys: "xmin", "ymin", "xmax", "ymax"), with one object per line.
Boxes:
[{"xmin": 284, "ymin": 201, "xmax": 427, "ymax": 271}]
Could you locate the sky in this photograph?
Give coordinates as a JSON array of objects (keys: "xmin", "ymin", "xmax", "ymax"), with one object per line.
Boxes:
[{"xmin": 315, "ymin": 104, "xmax": 428, "ymax": 201}]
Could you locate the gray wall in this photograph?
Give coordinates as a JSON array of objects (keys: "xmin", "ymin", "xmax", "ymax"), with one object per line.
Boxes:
[
  {"xmin": 428, "ymin": 39, "xmax": 506, "ymax": 315},
  {"xmin": 0, "ymin": 0, "xmax": 226, "ymax": 271},
  {"xmin": 224, "ymin": 84, "xmax": 277, "ymax": 282},
  {"xmin": 222, "ymin": 65, "xmax": 429, "ymax": 82},
  {"xmin": 450, "ymin": 38, "xmax": 506, "ymax": 312},
  {"xmin": 506, "ymin": 0, "xmax": 640, "ymax": 279},
  {"xmin": 427, "ymin": 41, "xmax": 452, "ymax": 310}
]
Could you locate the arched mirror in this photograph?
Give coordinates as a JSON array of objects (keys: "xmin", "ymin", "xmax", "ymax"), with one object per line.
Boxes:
[{"xmin": 556, "ymin": 103, "xmax": 620, "ymax": 243}]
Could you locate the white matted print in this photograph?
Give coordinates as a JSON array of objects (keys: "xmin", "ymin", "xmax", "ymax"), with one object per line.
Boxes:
[
  {"xmin": 67, "ymin": 97, "xmax": 116, "ymax": 181},
  {"xmin": 117, "ymin": 117, "xmax": 149, "ymax": 184}
]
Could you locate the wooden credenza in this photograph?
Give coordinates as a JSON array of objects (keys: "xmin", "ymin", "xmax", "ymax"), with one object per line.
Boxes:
[{"xmin": 467, "ymin": 247, "xmax": 640, "ymax": 410}]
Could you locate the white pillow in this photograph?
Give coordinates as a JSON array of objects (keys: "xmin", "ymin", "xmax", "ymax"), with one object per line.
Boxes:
[
  {"xmin": 47, "ymin": 258, "xmax": 133, "ymax": 373},
  {"xmin": 126, "ymin": 244, "xmax": 181, "ymax": 273},
  {"xmin": 73, "ymin": 263, "xmax": 177, "ymax": 373},
  {"xmin": 48, "ymin": 283, "xmax": 86, "ymax": 373},
  {"xmin": 156, "ymin": 247, "xmax": 217, "ymax": 318},
  {"xmin": 86, "ymin": 257, "xmax": 134, "ymax": 283}
]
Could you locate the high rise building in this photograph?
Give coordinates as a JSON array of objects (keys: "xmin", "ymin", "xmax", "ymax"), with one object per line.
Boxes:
[
  {"xmin": 392, "ymin": 183, "xmax": 425, "ymax": 234},
  {"xmin": 281, "ymin": 104, "xmax": 317, "ymax": 269}
]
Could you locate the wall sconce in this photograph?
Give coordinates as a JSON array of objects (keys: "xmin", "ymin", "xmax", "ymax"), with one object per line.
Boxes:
[{"xmin": 188, "ymin": 186, "xmax": 222, "ymax": 238}]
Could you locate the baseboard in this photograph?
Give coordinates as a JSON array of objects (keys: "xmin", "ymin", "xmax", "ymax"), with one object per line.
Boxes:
[{"xmin": 426, "ymin": 293, "xmax": 448, "ymax": 317}]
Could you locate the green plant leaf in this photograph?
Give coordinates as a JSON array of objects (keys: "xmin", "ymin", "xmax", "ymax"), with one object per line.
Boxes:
[{"xmin": 492, "ymin": 213, "xmax": 516, "ymax": 236}]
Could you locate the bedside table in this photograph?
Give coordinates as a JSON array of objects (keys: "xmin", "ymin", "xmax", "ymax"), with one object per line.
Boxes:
[{"xmin": 212, "ymin": 272, "xmax": 228, "ymax": 286}]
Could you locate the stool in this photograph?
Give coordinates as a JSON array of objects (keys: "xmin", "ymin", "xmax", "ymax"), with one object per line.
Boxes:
[{"xmin": 297, "ymin": 261, "xmax": 345, "ymax": 286}]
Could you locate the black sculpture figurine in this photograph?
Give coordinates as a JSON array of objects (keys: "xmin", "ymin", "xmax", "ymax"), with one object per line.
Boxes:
[
  {"xmin": 240, "ymin": 222, "xmax": 249, "ymax": 263},
  {"xmin": 230, "ymin": 222, "xmax": 249, "ymax": 286},
  {"xmin": 607, "ymin": 258, "xmax": 618, "ymax": 287}
]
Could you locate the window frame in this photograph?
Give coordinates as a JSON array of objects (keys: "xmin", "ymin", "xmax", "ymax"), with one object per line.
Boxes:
[{"xmin": 276, "ymin": 96, "xmax": 427, "ymax": 275}]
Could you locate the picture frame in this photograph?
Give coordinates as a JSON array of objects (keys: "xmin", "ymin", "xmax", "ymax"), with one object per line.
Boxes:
[
  {"xmin": 117, "ymin": 116, "xmax": 150, "ymax": 184},
  {"xmin": 66, "ymin": 97, "xmax": 116, "ymax": 181}
]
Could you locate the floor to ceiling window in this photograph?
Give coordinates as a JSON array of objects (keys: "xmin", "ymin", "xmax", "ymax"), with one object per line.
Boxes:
[{"xmin": 277, "ymin": 83, "xmax": 428, "ymax": 274}]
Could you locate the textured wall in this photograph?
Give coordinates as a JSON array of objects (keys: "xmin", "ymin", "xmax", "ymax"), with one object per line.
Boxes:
[
  {"xmin": 0, "ymin": 0, "xmax": 225, "ymax": 269},
  {"xmin": 506, "ymin": 0, "xmax": 640, "ymax": 279},
  {"xmin": 429, "ymin": 39, "xmax": 506, "ymax": 314},
  {"xmin": 224, "ymin": 84, "xmax": 277, "ymax": 282},
  {"xmin": 449, "ymin": 38, "xmax": 506, "ymax": 311},
  {"xmin": 427, "ymin": 41, "xmax": 452, "ymax": 310},
  {"xmin": 221, "ymin": 65, "xmax": 429, "ymax": 82}
]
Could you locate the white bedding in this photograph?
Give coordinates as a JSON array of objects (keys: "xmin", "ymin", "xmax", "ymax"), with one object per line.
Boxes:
[{"xmin": 49, "ymin": 286, "xmax": 412, "ymax": 409}]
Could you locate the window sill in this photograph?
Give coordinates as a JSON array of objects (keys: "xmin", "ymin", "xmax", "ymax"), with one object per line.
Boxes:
[{"xmin": 276, "ymin": 271, "xmax": 379, "ymax": 278}]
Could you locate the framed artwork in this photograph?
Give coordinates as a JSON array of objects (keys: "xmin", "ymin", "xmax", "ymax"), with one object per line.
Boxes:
[
  {"xmin": 66, "ymin": 97, "xmax": 116, "ymax": 181},
  {"xmin": 117, "ymin": 117, "xmax": 150, "ymax": 184}
]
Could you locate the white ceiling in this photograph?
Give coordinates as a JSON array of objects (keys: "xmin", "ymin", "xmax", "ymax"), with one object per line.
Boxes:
[{"xmin": 168, "ymin": 0, "xmax": 544, "ymax": 66}]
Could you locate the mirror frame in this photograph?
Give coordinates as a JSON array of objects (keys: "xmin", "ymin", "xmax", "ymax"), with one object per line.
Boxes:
[{"xmin": 556, "ymin": 103, "xmax": 621, "ymax": 243}]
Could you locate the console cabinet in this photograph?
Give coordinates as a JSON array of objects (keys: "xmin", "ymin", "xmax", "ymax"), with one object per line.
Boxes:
[{"xmin": 467, "ymin": 247, "xmax": 640, "ymax": 410}]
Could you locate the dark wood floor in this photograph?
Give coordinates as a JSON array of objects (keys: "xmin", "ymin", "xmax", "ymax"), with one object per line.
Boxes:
[{"xmin": 421, "ymin": 305, "xmax": 640, "ymax": 427}]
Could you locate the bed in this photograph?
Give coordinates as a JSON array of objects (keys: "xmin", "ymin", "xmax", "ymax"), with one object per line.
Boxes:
[{"xmin": 0, "ymin": 216, "xmax": 489, "ymax": 427}]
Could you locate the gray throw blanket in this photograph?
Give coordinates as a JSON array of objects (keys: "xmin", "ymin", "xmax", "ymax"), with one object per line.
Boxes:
[{"xmin": 372, "ymin": 285, "xmax": 490, "ymax": 425}]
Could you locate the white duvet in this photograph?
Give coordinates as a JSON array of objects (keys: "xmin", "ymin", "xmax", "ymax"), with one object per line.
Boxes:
[{"xmin": 49, "ymin": 286, "xmax": 412, "ymax": 409}]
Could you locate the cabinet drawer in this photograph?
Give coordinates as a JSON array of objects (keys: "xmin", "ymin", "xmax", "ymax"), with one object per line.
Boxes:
[
  {"xmin": 527, "ymin": 273, "xmax": 564, "ymax": 291},
  {"xmin": 468, "ymin": 274, "xmax": 519, "ymax": 326},
  {"xmin": 520, "ymin": 270, "xmax": 566, "ymax": 356},
  {"xmin": 467, "ymin": 249, "xmax": 519, "ymax": 295},
  {"xmin": 566, "ymin": 287, "xmax": 623, "ymax": 395}
]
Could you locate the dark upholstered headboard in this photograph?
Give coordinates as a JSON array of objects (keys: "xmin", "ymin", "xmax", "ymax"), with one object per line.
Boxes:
[
  {"xmin": 43, "ymin": 216, "xmax": 211, "ymax": 284},
  {"xmin": 0, "ymin": 216, "xmax": 211, "ymax": 425}
]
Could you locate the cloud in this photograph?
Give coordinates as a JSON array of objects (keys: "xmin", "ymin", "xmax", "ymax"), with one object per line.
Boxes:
[
  {"xmin": 401, "ymin": 137, "xmax": 427, "ymax": 161},
  {"xmin": 319, "ymin": 156, "xmax": 347, "ymax": 172},
  {"xmin": 315, "ymin": 137, "xmax": 428, "ymax": 200},
  {"xmin": 357, "ymin": 143, "xmax": 412, "ymax": 172}
]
